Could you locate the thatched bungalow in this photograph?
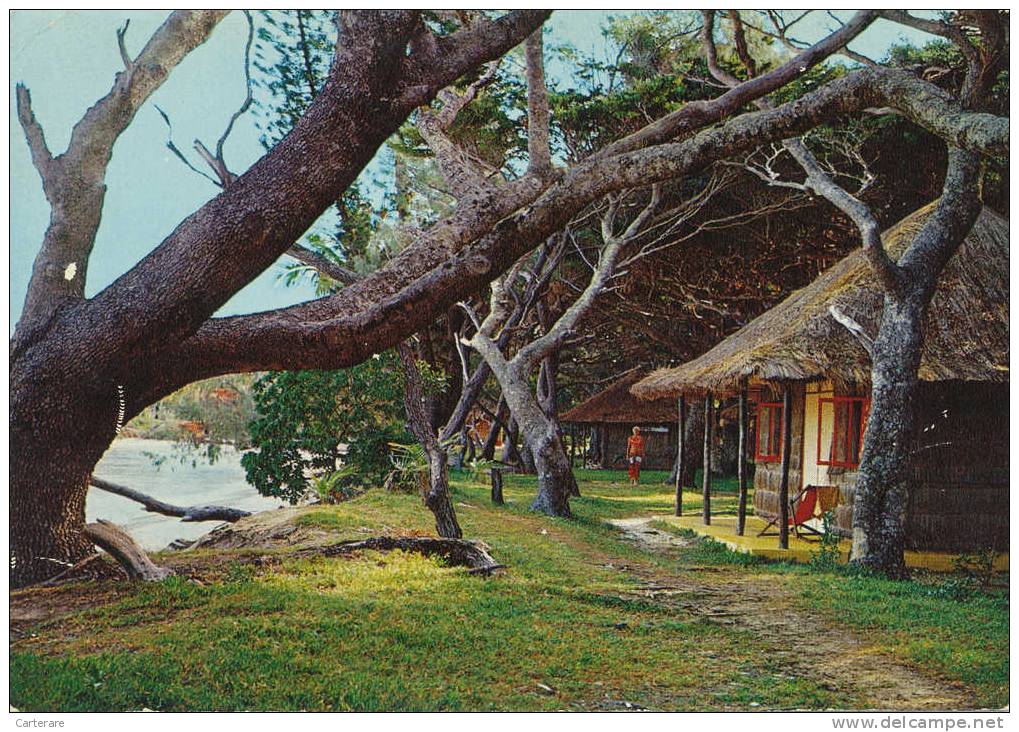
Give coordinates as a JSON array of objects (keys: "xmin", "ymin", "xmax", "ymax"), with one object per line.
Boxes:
[
  {"xmin": 562, "ymin": 369, "xmax": 677, "ymax": 470},
  {"xmin": 632, "ymin": 204, "xmax": 1009, "ymax": 553}
]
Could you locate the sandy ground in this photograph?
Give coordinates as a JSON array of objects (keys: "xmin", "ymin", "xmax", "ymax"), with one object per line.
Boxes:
[{"xmin": 608, "ymin": 516, "xmax": 976, "ymax": 710}]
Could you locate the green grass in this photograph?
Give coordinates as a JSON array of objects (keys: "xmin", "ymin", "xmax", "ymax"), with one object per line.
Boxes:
[
  {"xmin": 795, "ymin": 572, "xmax": 1009, "ymax": 708},
  {"xmin": 649, "ymin": 519, "xmax": 1009, "ymax": 707},
  {"xmin": 10, "ymin": 470, "xmax": 1007, "ymax": 711}
]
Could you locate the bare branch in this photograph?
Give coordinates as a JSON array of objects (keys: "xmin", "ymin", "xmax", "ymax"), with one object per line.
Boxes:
[
  {"xmin": 828, "ymin": 305, "xmax": 874, "ymax": 356},
  {"xmin": 525, "ymin": 28, "xmax": 552, "ymax": 176},
  {"xmin": 84, "ymin": 520, "xmax": 172, "ymax": 581},
  {"xmin": 749, "ymin": 11, "xmax": 877, "ymax": 66},
  {"xmin": 14, "ymin": 84, "xmax": 56, "ymax": 192},
  {"xmin": 15, "ymin": 10, "xmax": 229, "ymax": 335},
  {"xmin": 154, "ymin": 105, "xmax": 221, "ymax": 185},
  {"xmin": 215, "ymin": 10, "xmax": 255, "ymax": 162},
  {"xmin": 90, "ymin": 476, "xmax": 251, "ymax": 522},
  {"xmin": 701, "ymin": 10, "xmax": 903, "ymax": 295},
  {"xmin": 116, "ymin": 19, "xmax": 133, "ymax": 69}
]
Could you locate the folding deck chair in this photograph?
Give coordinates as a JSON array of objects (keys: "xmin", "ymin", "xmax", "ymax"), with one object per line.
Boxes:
[{"xmin": 757, "ymin": 485, "xmax": 841, "ymax": 539}]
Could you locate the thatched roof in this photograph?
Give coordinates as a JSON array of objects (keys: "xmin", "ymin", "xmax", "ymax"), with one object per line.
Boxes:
[
  {"xmin": 632, "ymin": 204, "xmax": 1009, "ymax": 399},
  {"xmin": 562, "ymin": 369, "xmax": 677, "ymax": 424}
]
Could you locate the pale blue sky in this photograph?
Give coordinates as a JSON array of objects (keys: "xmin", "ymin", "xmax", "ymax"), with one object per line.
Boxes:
[{"xmin": 9, "ymin": 10, "xmax": 935, "ymax": 334}]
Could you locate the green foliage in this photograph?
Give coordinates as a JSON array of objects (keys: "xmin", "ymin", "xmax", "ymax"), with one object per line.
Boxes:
[
  {"xmin": 345, "ymin": 424, "xmax": 413, "ymax": 489},
  {"xmin": 952, "ymin": 548, "xmax": 1001, "ymax": 590},
  {"xmin": 241, "ymin": 354, "xmax": 405, "ymax": 504},
  {"xmin": 808, "ymin": 511, "xmax": 843, "ymax": 572},
  {"xmin": 252, "ymin": 10, "xmax": 334, "ymax": 149},
  {"xmin": 309, "ymin": 467, "xmax": 362, "ymax": 504}
]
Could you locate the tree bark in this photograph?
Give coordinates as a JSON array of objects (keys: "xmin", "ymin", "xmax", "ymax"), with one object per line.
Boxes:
[
  {"xmin": 848, "ymin": 150, "xmax": 984, "ymax": 577},
  {"xmin": 84, "ymin": 519, "xmax": 173, "ymax": 582},
  {"xmin": 530, "ymin": 431, "xmax": 574, "ymax": 518},
  {"xmin": 398, "ymin": 341, "xmax": 463, "ymax": 540},
  {"xmin": 422, "ymin": 447, "xmax": 463, "ymax": 540},
  {"xmin": 480, "ymin": 398, "xmax": 508, "ymax": 460}
]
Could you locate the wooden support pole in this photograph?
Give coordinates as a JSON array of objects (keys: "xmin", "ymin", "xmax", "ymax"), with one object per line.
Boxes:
[
  {"xmin": 736, "ymin": 388, "xmax": 749, "ymax": 536},
  {"xmin": 674, "ymin": 395, "xmax": 686, "ymax": 516},
  {"xmin": 490, "ymin": 468, "xmax": 504, "ymax": 505},
  {"xmin": 702, "ymin": 392, "xmax": 713, "ymax": 525},
  {"xmin": 778, "ymin": 385, "xmax": 793, "ymax": 549}
]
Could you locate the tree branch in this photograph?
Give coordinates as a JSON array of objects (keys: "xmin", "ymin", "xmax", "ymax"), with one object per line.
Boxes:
[
  {"xmin": 32, "ymin": 11, "xmax": 547, "ymax": 387},
  {"xmin": 14, "ymin": 84, "xmax": 56, "ymax": 193},
  {"xmin": 136, "ymin": 65, "xmax": 1007, "ymax": 394},
  {"xmin": 702, "ymin": 11, "xmax": 903, "ymax": 295},
  {"xmin": 828, "ymin": 305, "xmax": 874, "ymax": 356},
  {"xmin": 598, "ymin": 9, "xmax": 878, "ymax": 158},
  {"xmin": 14, "ymin": 10, "xmax": 229, "ymax": 338},
  {"xmin": 525, "ymin": 29, "xmax": 552, "ymax": 176},
  {"xmin": 116, "ymin": 19, "xmax": 133, "ymax": 69},
  {"xmin": 90, "ymin": 476, "xmax": 252, "ymax": 522},
  {"xmin": 84, "ymin": 519, "xmax": 173, "ymax": 581},
  {"xmin": 286, "ymin": 245, "xmax": 362, "ymax": 286}
]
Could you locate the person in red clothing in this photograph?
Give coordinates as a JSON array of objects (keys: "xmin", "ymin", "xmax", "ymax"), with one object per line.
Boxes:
[{"xmin": 626, "ymin": 426, "xmax": 646, "ymax": 485}]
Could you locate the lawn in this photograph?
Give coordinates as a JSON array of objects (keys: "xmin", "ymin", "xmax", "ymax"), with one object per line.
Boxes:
[{"xmin": 9, "ymin": 470, "xmax": 1008, "ymax": 711}]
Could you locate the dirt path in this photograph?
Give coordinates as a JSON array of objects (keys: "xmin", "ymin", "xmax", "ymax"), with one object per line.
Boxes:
[{"xmin": 608, "ymin": 517, "xmax": 976, "ymax": 711}]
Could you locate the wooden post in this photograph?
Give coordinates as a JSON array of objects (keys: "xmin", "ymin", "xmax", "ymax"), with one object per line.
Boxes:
[
  {"xmin": 674, "ymin": 395, "xmax": 686, "ymax": 516},
  {"xmin": 778, "ymin": 385, "xmax": 793, "ymax": 549},
  {"xmin": 702, "ymin": 392, "xmax": 713, "ymax": 525},
  {"xmin": 736, "ymin": 388, "xmax": 749, "ymax": 536},
  {"xmin": 490, "ymin": 468, "xmax": 504, "ymax": 505}
]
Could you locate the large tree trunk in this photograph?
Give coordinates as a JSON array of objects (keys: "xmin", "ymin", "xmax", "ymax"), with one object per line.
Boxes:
[
  {"xmin": 517, "ymin": 437, "xmax": 537, "ymax": 474},
  {"xmin": 847, "ymin": 149, "xmax": 983, "ymax": 577},
  {"xmin": 529, "ymin": 431, "xmax": 574, "ymax": 518},
  {"xmin": 10, "ymin": 378, "xmax": 115, "ymax": 587},
  {"xmin": 667, "ymin": 400, "xmax": 704, "ymax": 485},
  {"xmin": 850, "ymin": 298, "xmax": 923, "ymax": 578}
]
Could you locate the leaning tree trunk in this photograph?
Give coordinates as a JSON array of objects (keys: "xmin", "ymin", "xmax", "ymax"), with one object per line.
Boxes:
[
  {"xmin": 397, "ymin": 341, "xmax": 462, "ymax": 539},
  {"xmin": 422, "ymin": 445, "xmax": 463, "ymax": 539},
  {"xmin": 850, "ymin": 297, "xmax": 924, "ymax": 579},
  {"xmin": 536, "ymin": 351, "xmax": 580, "ymax": 497},
  {"xmin": 480, "ymin": 398, "xmax": 508, "ymax": 460}
]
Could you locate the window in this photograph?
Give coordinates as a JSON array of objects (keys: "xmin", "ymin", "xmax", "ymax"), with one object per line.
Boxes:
[
  {"xmin": 755, "ymin": 402, "xmax": 783, "ymax": 463},
  {"xmin": 817, "ymin": 396, "xmax": 870, "ymax": 468}
]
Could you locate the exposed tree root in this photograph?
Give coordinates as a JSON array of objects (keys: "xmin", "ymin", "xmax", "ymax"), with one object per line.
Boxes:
[
  {"xmin": 84, "ymin": 520, "xmax": 173, "ymax": 582},
  {"xmin": 91, "ymin": 476, "xmax": 252, "ymax": 522},
  {"xmin": 307, "ymin": 536, "xmax": 506, "ymax": 575}
]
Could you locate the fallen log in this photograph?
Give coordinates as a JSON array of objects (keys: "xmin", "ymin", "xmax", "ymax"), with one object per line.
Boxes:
[
  {"xmin": 309, "ymin": 536, "xmax": 506, "ymax": 575},
  {"xmin": 90, "ymin": 476, "xmax": 252, "ymax": 522},
  {"xmin": 84, "ymin": 519, "xmax": 173, "ymax": 581}
]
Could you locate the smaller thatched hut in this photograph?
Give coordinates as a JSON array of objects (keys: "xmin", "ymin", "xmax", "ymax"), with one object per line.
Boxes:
[
  {"xmin": 632, "ymin": 204, "xmax": 1009, "ymax": 553},
  {"xmin": 562, "ymin": 369, "xmax": 677, "ymax": 470}
]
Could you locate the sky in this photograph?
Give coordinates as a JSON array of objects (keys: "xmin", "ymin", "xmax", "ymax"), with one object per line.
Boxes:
[{"xmin": 8, "ymin": 10, "xmax": 936, "ymax": 334}]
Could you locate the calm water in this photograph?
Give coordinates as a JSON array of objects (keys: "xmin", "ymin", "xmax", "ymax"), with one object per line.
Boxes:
[{"xmin": 87, "ymin": 438, "xmax": 285, "ymax": 550}]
